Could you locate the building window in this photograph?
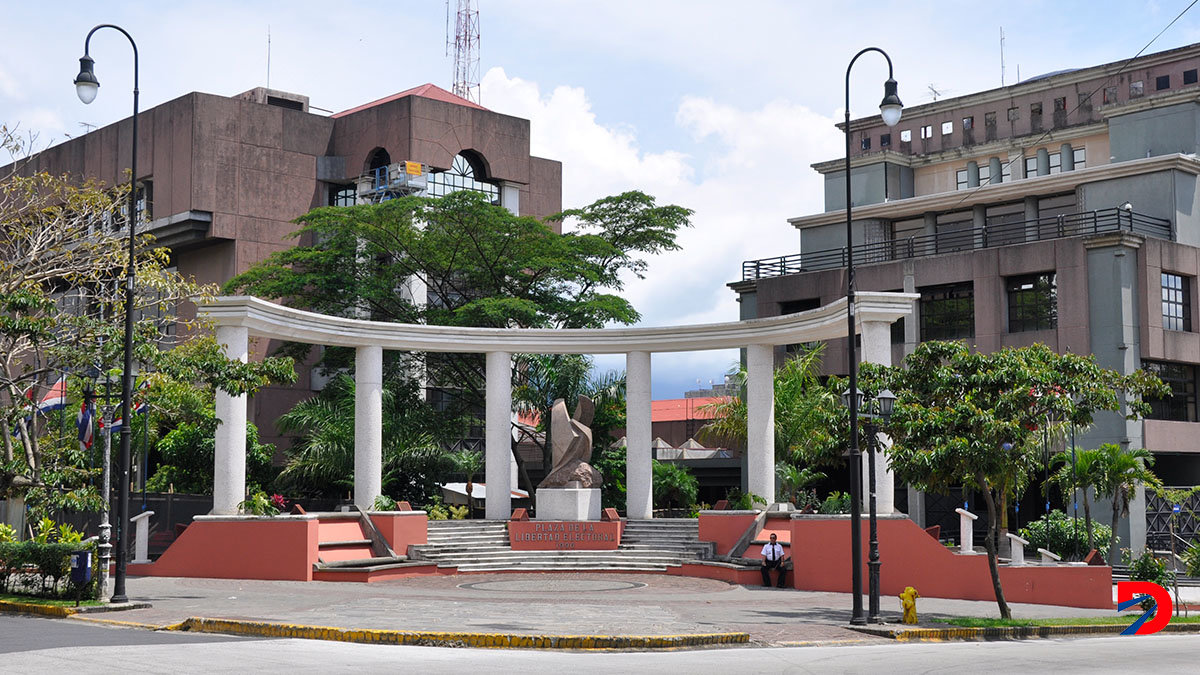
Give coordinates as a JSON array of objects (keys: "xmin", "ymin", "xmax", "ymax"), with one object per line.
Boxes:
[
  {"xmin": 956, "ymin": 169, "xmax": 968, "ymax": 191},
  {"xmin": 779, "ymin": 298, "xmax": 821, "ymax": 315},
  {"xmin": 963, "ymin": 116, "xmax": 974, "ymax": 130},
  {"xmin": 861, "ymin": 137, "xmax": 871, "ymax": 151},
  {"xmin": 1024, "ymin": 156, "xmax": 1038, "ymax": 177},
  {"xmin": 919, "ymin": 282, "xmax": 974, "ymax": 341},
  {"xmin": 329, "ymin": 184, "xmax": 355, "ymax": 206},
  {"xmin": 1104, "ymin": 86, "xmax": 1119, "ymax": 104},
  {"xmin": 1131, "ymin": 80, "xmax": 1144, "ymax": 98},
  {"xmin": 1156, "ymin": 74, "xmax": 1170, "ymax": 91},
  {"xmin": 1186, "ymin": 69, "xmax": 1198, "ymax": 85},
  {"xmin": 941, "ymin": 121, "xmax": 953, "ymax": 135},
  {"xmin": 1007, "ymin": 107, "xmax": 1019, "ymax": 121},
  {"xmin": 1073, "ymin": 147, "xmax": 1086, "ymax": 168},
  {"xmin": 1007, "ymin": 273, "xmax": 1057, "ymax": 333},
  {"xmin": 1078, "ymin": 92, "xmax": 1092, "ymax": 108},
  {"xmin": 427, "ymin": 153, "xmax": 500, "ymax": 203},
  {"xmin": 1030, "ymin": 102, "xmax": 1043, "ymax": 116},
  {"xmin": 880, "ymin": 133, "xmax": 891, "ymax": 147},
  {"xmin": 920, "ymin": 125, "xmax": 933, "ymax": 139},
  {"xmin": 1162, "ymin": 272, "xmax": 1192, "ymax": 331},
  {"xmin": 1053, "ymin": 97, "xmax": 1067, "ymax": 112},
  {"xmin": 1048, "ymin": 152, "xmax": 1061, "ymax": 174},
  {"xmin": 891, "ymin": 316, "xmax": 906, "ymax": 344},
  {"xmin": 1143, "ymin": 361, "xmax": 1197, "ymax": 422},
  {"xmin": 900, "ymin": 129, "xmax": 912, "ymax": 143}
]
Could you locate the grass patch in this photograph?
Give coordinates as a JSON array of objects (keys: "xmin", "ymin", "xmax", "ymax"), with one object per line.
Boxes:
[
  {"xmin": 933, "ymin": 614, "xmax": 1200, "ymax": 628},
  {"xmin": 0, "ymin": 593, "xmax": 103, "ymax": 608}
]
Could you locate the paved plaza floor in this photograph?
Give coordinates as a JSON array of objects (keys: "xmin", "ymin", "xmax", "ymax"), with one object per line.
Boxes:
[{"xmin": 109, "ymin": 573, "xmax": 1124, "ymax": 646}]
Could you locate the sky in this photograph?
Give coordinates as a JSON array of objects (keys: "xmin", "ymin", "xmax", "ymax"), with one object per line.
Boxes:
[{"xmin": 5, "ymin": 0, "xmax": 1200, "ymax": 398}]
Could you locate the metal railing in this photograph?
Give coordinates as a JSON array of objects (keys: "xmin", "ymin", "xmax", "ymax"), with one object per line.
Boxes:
[{"xmin": 741, "ymin": 207, "xmax": 1173, "ymax": 281}]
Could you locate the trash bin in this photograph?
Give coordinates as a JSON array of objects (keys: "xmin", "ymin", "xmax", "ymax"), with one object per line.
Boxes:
[{"xmin": 69, "ymin": 550, "xmax": 93, "ymax": 587}]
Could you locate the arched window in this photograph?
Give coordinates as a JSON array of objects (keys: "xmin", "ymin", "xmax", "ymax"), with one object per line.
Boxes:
[{"xmin": 428, "ymin": 153, "xmax": 499, "ymax": 204}]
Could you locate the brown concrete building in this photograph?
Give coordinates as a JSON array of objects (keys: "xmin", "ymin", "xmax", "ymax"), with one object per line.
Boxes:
[
  {"xmin": 731, "ymin": 43, "xmax": 1200, "ymax": 553},
  {"xmin": 12, "ymin": 83, "xmax": 562, "ymax": 450}
]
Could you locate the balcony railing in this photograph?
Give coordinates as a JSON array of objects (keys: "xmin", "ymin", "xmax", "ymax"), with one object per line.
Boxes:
[{"xmin": 741, "ymin": 208, "xmax": 1172, "ymax": 281}]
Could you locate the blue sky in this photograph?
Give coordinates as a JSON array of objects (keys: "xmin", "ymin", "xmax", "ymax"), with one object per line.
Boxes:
[{"xmin": 5, "ymin": 1, "xmax": 1200, "ymax": 397}]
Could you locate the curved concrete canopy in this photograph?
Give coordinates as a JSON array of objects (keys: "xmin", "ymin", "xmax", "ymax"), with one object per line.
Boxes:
[{"xmin": 202, "ymin": 292, "xmax": 918, "ymax": 353}]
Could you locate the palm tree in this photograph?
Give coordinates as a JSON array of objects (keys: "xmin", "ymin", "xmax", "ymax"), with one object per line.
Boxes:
[
  {"xmin": 1092, "ymin": 443, "xmax": 1160, "ymax": 562},
  {"xmin": 701, "ymin": 344, "xmax": 840, "ymax": 468},
  {"xmin": 275, "ymin": 374, "xmax": 455, "ymax": 504},
  {"xmin": 448, "ymin": 448, "xmax": 483, "ymax": 515},
  {"xmin": 776, "ymin": 462, "xmax": 826, "ymax": 508},
  {"xmin": 1050, "ymin": 447, "xmax": 1103, "ymax": 555}
]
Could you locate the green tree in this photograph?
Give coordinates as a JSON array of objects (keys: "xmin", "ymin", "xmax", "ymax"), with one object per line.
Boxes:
[
  {"xmin": 1092, "ymin": 443, "xmax": 1159, "ymax": 562},
  {"xmin": 1049, "ymin": 447, "xmax": 1104, "ymax": 556},
  {"xmin": 0, "ymin": 124, "xmax": 294, "ymax": 518},
  {"xmin": 447, "ymin": 448, "xmax": 483, "ymax": 513},
  {"xmin": 874, "ymin": 341, "xmax": 1166, "ymax": 619},
  {"xmin": 147, "ymin": 418, "xmax": 275, "ymax": 495},
  {"xmin": 225, "ymin": 189, "xmax": 687, "ymax": 494},
  {"xmin": 776, "ymin": 463, "xmax": 826, "ymax": 507},
  {"xmin": 701, "ymin": 345, "xmax": 841, "ymax": 467},
  {"xmin": 274, "ymin": 374, "xmax": 460, "ymax": 504},
  {"xmin": 652, "ymin": 460, "xmax": 698, "ymax": 511}
]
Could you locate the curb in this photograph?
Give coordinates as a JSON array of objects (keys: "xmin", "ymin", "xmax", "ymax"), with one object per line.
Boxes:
[
  {"xmin": 848, "ymin": 622, "xmax": 1200, "ymax": 641},
  {"xmin": 0, "ymin": 599, "xmax": 152, "ymax": 619},
  {"xmin": 169, "ymin": 617, "xmax": 751, "ymax": 650}
]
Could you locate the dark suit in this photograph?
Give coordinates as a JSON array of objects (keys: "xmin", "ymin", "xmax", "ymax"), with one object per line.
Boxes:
[{"xmin": 761, "ymin": 542, "xmax": 786, "ymax": 587}]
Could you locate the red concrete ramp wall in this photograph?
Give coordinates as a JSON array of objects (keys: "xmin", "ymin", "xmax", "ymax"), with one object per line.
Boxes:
[
  {"xmin": 129, "ymin": 516, "xmax": 319, "ymax": 581},
  {"xmin": 791, "ymin": 515, "xmax": 1111, "ymax": 609}
]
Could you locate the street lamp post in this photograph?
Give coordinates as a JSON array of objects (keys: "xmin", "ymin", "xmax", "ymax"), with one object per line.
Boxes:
[
  {"xmin": 843, "ymin": 47, "xmax": 903, "ymax": 626},
  {"xmin": 842, "ymin": 387, "xmax": 895, "ymax": 624},
  {"xmin": 74, "ymin": 24, "xmax": 139, "ymax": 605}
]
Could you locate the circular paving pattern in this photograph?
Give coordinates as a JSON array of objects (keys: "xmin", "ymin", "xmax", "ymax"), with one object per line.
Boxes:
[{"xmin": 458, "ymin": 578, "xmax": 646, "ymax": 593}]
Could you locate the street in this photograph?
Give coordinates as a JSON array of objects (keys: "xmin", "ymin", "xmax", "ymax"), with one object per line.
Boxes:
[{"xmin": 2, "ymin": 615, "xmax": 1196, "ymax": 673}]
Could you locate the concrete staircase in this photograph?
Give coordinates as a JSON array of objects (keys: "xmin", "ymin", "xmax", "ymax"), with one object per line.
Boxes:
[
  {"xmin": 408, "ymin": 519, "xmax": 712, "ymax": 572},
  {"xmin": 310, "ymin": 512, "xmax": 414, "ymax": 579}
]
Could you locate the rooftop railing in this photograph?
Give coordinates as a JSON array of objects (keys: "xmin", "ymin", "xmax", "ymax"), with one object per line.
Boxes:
[{"xmin": 741, "ymin": 207, "xmax": 1173, "ymax": 281}]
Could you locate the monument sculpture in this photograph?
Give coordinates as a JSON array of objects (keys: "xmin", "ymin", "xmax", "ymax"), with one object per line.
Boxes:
[
  {"xmin": 538, "ymin": 395, "xmax": 603, "ymax": 488},
  {"xmin": 535, "ymin": 395, "xmax": 603, "ymax": 520}
]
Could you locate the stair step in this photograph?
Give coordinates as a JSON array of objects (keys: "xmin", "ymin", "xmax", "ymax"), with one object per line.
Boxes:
[
  {"xmin": 319, "ymin": 539, "xmax": 373, "ymax": 548},
  {"xmin": 318, "ymin": 555, "xmax": 409, "ymax": 568},
  {"xmin": 452, "ymin": 562, "xmax": 678, "ymax": 572}
]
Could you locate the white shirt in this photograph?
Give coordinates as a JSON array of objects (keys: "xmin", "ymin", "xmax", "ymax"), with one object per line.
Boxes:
[{"xmin": 761, "ymin": 542, "xmax": 784, "ymax": 561}]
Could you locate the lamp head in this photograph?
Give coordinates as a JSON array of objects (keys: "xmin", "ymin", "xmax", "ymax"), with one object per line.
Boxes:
[
  {"xmin": 841, "ymin": 387, "xmax": 864, "ymax": 410},
  {"xmin": 876, "ymin": 389, "xmax": 897, "ymax": 421},
  {"xmin": 74, "ymin": 55, "xmax": 99, "ymax": 104},
  {"xmin": 879, "ymin": 78, "xmax": 903, "ymax": 127},
  {"xmin": 1119, "ymin": 201, "xmax": 1133, "ymax": 212}
]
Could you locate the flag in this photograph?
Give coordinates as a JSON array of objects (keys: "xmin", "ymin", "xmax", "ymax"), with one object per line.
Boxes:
[
  {"xmin": 36, "ymin": 376, "xmax": 68, "ymax": 414},
  {"xmin": 109, "ymin": 379, "xmax": 150, "ymax": 432},
  {"xmin": 76, "ymin": 399, "xmax": 94, "ymax": 451}
]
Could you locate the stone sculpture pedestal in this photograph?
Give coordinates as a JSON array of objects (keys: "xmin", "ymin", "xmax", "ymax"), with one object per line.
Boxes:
[{"xmin": 535, "ymin": 488, "xmax": 601, "ymax": 521}]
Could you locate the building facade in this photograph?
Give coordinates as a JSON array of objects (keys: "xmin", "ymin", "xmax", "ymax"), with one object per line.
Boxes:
[
  {"xmin": 731, "ymin": 43, "xmax": 1200, "ymax": 553},
  {"xmin": 10, "ymin": 83, "xmax": 562, "ymax": 451}
]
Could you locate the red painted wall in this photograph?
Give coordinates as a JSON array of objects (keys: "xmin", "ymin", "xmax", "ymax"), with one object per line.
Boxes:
[
  {"xmin": 698, "ymin": 512, "xmax": 759, "ymax": 556},
  {"xmin": 791, "ymin": 516, "xmax": 1112, "ymax": 609},
  {"xmin": 370, "ymin": 512, "xmax": 428, "ymax": 554},
  {"xmin": 129, "ymin": 517, "xmax": 318, "ymax": 581}
]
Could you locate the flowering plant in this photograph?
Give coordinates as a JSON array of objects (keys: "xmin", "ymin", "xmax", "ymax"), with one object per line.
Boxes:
[{"xmin": 239, "ymin": 491, "xmax": 286, "ymax": 516}]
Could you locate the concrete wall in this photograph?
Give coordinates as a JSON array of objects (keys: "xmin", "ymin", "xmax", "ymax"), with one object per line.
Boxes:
[
  {"xmin": 823, "ymin": 162, "xmax": 912, "ymax": 211},
  {"xmin": 1109, "ymin": 101, "xmax": 1200, "ymax": 162}
]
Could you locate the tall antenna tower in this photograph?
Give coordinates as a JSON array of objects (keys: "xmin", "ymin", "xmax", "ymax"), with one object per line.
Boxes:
[
  {"xmin": 447, "ymin": 0, "xmax": 481, "ymax": 104},
  {"xmin": 1000, "ymin": 26, "xmax": 1006, "ymax": 86}
]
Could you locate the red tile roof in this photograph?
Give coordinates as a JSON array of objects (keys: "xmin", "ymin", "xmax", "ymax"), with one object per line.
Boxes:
[
  {"xmin": 651, "ymin": 397, "xmax": 728, "ymax": 422},
  {"xmin": 332, "ymin": 83, "xmax": 488, "ymax": 118}
]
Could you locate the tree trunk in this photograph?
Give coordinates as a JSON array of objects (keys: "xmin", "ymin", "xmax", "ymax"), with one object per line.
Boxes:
[
  {"xmin": 978, "ymin": 474, "xmax": 1012, "ymax": 619},
  {"xmin": 1083, "ymin": 490, "xmax": 1094, "ymax": 553}
]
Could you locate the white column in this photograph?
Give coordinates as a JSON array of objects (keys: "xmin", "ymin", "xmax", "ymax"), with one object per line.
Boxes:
[
  {"xmin": 131, "ymin": 511, "xmax": 154, "ymax": 564},
  {"xmin": 746, "ymin": 344, "xmax": 775, "ymax": 504},
  {"xmin": 860, "ymin": 320, "xmax": 895, "ymax": 514},
  {"xmin": 1130, "ymin": 482, "xmax": 1147, "ymax": 556},
  {"xmin": 626, "ymin": 351, "xmax": 653, "ymax": 519},
  {"xmin": 956, "ymin": 507, "xmax": 979, "ymax": 554},
  {"xmin": 354, "ymin": 345, "xmax": 383, "ymax": 510},
  {"xmin": 485, "ymin": 352, "xmax": 512, "ymax": 519},
  {"xmin": 213, "ymin": 325, "xmax": 248, "ymax": 515}
]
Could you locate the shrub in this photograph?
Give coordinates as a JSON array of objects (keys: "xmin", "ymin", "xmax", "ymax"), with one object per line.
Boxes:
[
  {"xmin": 1125, "ymin": 549, "xmax": 1174, "ymax": 610},
  {"xmin": 0, "ymin": 539, "xmax": 98, "ymax": 600},
  {"xmin": 0, "ymin": 523, "xmax": 15, "ymax": 543},
  {"xmin": 238, "ymin": 491, "xmax": 285, "ymax": 516},
  {"xmin": 818, "ymin": 491, "xmax": 851, "ymax": 514},
  {"xmin": 652, "ymin": 460, "xmax": 698, "ymax": 510},
  {"xmin": 1185, "ymin": 540, "xmax": 1200, "ymax": 578},
  {"xmin": 1018, "ymin": 510, "xmax": 1112, "ymax": 560},
  {"xmin": 448, "ymin": 505, "xmax": 469, "ymax": 520},
  {"xmin": 372, "ymin": 495, "xmax": 399, "ymax": 511},
  {"xmin": 724, "ymin": 488, "xmax": 768, "ymax": 511}
]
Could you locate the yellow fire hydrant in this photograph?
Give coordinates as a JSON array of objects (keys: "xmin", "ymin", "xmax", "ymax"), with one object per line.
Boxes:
[{"xmin": 899, "ymin": 586, "xmax": 919, "ymax": 625}]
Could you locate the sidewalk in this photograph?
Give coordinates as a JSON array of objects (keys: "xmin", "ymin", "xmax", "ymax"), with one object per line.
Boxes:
[{"xmin": 80, "ymin": 573, "xmax": 1122, "ymax": 646}]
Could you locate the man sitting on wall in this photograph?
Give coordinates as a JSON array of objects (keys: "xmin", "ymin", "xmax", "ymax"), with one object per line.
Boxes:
[{"xmin": 760, "ymin": 533, "xmax": 788, "ymax": 588}]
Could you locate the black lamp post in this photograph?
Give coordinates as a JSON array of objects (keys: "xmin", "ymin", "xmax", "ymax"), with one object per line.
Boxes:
[
  {"xmin": 842, "ymin": 387, "xmax": 895, "ymax": 624},
  {"xmin": 74, "ymin": 24, "xmax": 139, "ymax": 605},
  {"xmin": 843, "ymin": 47, "xmax": 902, "ymax": 626}
]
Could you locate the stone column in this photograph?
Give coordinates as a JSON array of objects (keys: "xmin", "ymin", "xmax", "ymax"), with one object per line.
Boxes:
[
  {"xmin": 966, "ymin": 161, "xmax": 980, "ymax": 188},
  {"xmin": 213, "ymin": 325, "xmax": 248, "ymax": 515},
  {"xmin": 746, "ymin": 344, "xmax": 775, "ymax": 503},
  {"xmin": 1060, "ymin": 143, "xmax": 1075, "ymax": 172},
  {"xmin": 626, "ymin": 351, "xmax": 653, "ymax": 519},
  {"xmin": 861, "ymin": 320, "xmax": 895, "ymax": 514},
  {"xmin": 354, "ymin": 345, "xmax": 383, "ymax": 510},
  {"xmin": 989, "ymin": 156, "xmax": 1003, "ymax": 184},
  {"xmin": 485, "ymin": 352, "xmax": 512, "ymax": 519},
  {"xmin": 1036, "ymin": 147, "xmax": 1050, "ymax": 176}
]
